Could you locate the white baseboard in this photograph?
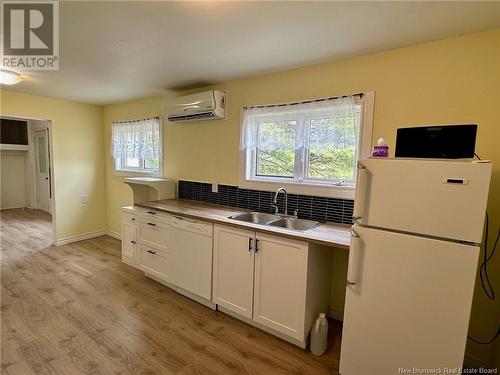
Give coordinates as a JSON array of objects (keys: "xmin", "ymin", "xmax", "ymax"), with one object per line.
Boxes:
[
  {"xmin": 328, "ymin": 307, "xmax": 344, "ymax": 322},
  {"xmin": 55, "ymin": 229, "xmax": 106, "ymax": 246},
  {"xmin": 106, "ymin": 230, "xmax": 121, "ymax": 240},
  {"xmin": 0, "ymin": 205, "xmax": 27, "ymax": 210}
]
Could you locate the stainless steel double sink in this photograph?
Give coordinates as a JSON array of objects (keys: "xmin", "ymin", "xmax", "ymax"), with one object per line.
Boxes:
[{"xmin": 228, "ymin": 212, "xmax": 321, "ymax": 231}]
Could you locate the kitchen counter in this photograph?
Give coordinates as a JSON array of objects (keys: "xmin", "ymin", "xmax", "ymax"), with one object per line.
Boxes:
[{"xmin": 135, "ymin": 199, "xmax": 351, "ymax": 249}]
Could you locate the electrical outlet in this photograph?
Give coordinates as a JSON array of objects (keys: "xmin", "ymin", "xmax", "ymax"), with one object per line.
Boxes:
[
  {"xmin": 80, "ymin": 195, "xmax": 88, "ymax": 204},
  {"xmin": 212, "ymin": 183, "xmax": 218, "ymax": 193}
]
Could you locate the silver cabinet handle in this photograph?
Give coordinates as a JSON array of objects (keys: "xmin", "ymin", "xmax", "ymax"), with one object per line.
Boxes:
[
  {"xmin": 255, "ymin": 239, "xmax": 260, "ymax": 253},
  {"xmin": 353, "ymin": 161, "xmax": 367, "ymax": 221},
  {"xmin": 350, "ymin": 226, "xmax": 360, "ymax": 238},
  {"xmin": 347, "ymin": 225, "xmax": 361, "ymax": 286},
  {"xmin": 248, "ymin": 237, "xmax": 253, "ymax": 252}
]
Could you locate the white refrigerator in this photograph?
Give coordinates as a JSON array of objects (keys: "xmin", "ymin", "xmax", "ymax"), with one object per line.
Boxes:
[{"xmin": 339, "ymin": 158, "xmax": 492, "ymax": 375}]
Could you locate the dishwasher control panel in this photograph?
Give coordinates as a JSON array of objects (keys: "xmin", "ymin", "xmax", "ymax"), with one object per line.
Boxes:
[{"xmin": 171, "ymin": 216, "xmax": 213, "ymax": 237}]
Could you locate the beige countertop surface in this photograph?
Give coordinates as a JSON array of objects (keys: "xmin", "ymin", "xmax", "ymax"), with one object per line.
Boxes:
[{"xmin": 135, "ymin": 199, "xmax": 351, "ymax": 249}]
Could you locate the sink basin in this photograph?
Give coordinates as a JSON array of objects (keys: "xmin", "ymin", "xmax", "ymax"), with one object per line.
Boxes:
[
  {"xmin": 268, "ymin": 217, "xmax": 321, "ymax": 231},
  {"xmin": 229, "ymin": 212, "xmax": 281, "ymax": 225}
]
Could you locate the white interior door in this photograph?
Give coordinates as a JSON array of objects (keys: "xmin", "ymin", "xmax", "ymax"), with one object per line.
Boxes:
[
  {"xmin": 340, "ymin": 225, "xmax": 479, "ymax": 375},
  {"xmin": 34, "ymin": 129, "xmax": 50, "ymax": 213}
]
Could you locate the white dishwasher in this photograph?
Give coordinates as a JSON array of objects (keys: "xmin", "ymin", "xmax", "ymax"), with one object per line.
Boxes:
[{"xmin": 170, "ymin": 215, "xmax": 213, "ymax": 301}]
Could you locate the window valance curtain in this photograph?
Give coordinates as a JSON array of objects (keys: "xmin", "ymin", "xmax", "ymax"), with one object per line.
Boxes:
[
  {"xmin": 111, "ymin": 117, "xmax": 160, "ymax": 161},
  {"xmin": 239, "ymin": 95, "xmax": 358, "ymax": 152}
]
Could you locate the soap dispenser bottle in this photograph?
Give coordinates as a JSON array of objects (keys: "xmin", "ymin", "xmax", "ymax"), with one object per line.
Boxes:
[{"xmin": 372, "ymin": 137, "xmax": 389, "ymax": 157}]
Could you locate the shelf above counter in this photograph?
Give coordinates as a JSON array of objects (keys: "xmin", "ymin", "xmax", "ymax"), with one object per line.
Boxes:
[{"xmin": 123, "ymin": 177, "xmax": 176, "ymax": 204}]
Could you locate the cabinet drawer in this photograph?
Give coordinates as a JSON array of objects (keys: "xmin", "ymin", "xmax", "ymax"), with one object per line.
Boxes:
[
  {"xmin": 139, "ymin": 209, "xmax": 170, "ymax": 225},
  {"xmin": 122, "ymin": 212, "xmax": 138, "ymax": 224},
  {"xmin": 139, "ymin": 220, "xmax": 170, "ymax": 251},
  {"xmin": 139, "ymin": 246, "xmax": 171, "ymax": 281}
]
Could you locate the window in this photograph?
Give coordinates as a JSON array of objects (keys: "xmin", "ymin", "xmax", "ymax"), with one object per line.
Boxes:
[
  {"xmin": 111, "ymin": 117, "xmax": 162, "ymax": 176},
  {"xmin": 240, "ymin": 93, "xmax": 373, "ymax": 197}
]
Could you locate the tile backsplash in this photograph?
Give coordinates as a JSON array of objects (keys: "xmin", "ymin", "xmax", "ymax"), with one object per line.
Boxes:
[{"xmin": 178, "ymin": 180, "xmax": 353, "ymax": 225}]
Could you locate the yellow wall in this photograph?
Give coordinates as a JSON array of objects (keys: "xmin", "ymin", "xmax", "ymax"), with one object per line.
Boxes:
[
  {"xmin": 103, "ymin": 94, "xmax": 172, "ymax": 236},
  {"xmin": 0, "ymin": 90, "xmax": 106, "ymax": 240},
  {"xmin": 104, "ymin": 29, "xmax": 500, "ymax": 366},
  {"xmin": 0, "ymin": 151, "xmax": 27, "ymax": 209}
]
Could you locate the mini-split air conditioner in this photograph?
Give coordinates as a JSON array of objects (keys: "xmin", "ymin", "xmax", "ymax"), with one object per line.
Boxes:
[{"xmin": 162, "ymin": 90, "xmax": 226, "ymax": 123}]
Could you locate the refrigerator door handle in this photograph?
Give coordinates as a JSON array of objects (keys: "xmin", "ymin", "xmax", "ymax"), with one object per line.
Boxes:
[
  {"xmin": 347, "ymin": 226, "xmax": 361, "ymax": 286},
  {"xmin": 350, "ymin": 226, "xmax": 360, "ymax": 238},
  {"xmin": 352, "ymin": 161, "xmax": 367, "ymax": 221}
]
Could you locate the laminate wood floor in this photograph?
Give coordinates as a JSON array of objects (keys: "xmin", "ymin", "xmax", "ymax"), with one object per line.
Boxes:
[{"xmin": 1, "ymin": 208, "xmax": 342, "ymax": 374}]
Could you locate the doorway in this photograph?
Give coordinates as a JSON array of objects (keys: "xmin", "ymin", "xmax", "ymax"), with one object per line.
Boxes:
[{"xmin": 0, "ymin": 116, "xmax": 56, "ymax": 244}]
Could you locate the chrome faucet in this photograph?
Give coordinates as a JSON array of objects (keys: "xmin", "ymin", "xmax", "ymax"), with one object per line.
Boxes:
[
  {"xmin": 272, "ymin": 187, "xmax": 298, "ymax": 217},
  {"xmin": 272, "ymin": 187, "xmax": 287, "ymax": 215}
]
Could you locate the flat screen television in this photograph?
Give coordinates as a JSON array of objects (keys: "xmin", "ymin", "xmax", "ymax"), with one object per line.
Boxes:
[
  {"xmin": 395, "ymin": 124, "xmax": 477, "ymax": 159},
  {"xmin": 0, "ymin": 118, "xmax": 29, "ymax": 145}
]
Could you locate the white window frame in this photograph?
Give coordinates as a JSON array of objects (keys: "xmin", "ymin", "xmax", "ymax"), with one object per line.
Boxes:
[
  {"xmin": 239, "ymin": 91, "xmax": 374, "ymax": 199},
  {"xmin": 112, "ymin": 117, "xmax": 164, "ymax": 178}
]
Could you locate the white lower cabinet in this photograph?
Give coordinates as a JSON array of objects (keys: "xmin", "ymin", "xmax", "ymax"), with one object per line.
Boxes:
[
  {"xmin": 121, "ymin": 206, "xmax": 214, "ymax": 307},
  {"xmin": 213, "ymin": 225, "xmax": 255, "ymax": 318},
  {"xmin": 121, "ymin": 216, "xmax": 138, "ymax": 267},
  {"xmin": 121, "ymin": 207, "xmax": 170, "ymax": 270},
  {"xmin": 253, "ymin": 234, "xmax": 308, "ymax": 341},
  {"xmin": 213, "ymin": 224, "xmax": 332, "ymax": 347},
  {"xmin": 122, "ymin": 208, "xmax": 331, "ymax": 348}
]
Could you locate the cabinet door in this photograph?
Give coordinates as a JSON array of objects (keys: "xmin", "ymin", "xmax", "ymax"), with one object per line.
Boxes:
[
  {"xmin": 340, "ymin": 225, "xmax": 479, "ymax": 375},
  {"xmin": 122, "ymin": 222, "xmax": 137, "ymax": 264},
  {"xmin": 253, "ymin": 234, "xmax": 308, "ymax": 340},
  {"xmin": 213, "ymin": 225, "xmax": 255, "ymax": 319}
]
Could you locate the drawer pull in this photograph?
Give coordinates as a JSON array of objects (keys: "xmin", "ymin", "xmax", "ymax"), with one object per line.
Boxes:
[
  {"xmin": 131, "ymin": 217, "xmax": 135, "ymax": 221},
  {"xmin": 147, "ymin": 211, "xmax": 156, "ymax": 215},
  {"xmin": 147, "ymin": 250, "xmax": 156, "ymax": 255},
  {"xmin": 130, "ymin": 240, "xmax": 136, "ymax": 244},
  {"xmin": 146, "ymin": 222, "xmax": 156, "ymax": 227}
]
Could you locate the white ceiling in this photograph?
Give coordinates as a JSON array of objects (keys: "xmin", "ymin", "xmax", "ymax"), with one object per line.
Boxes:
[{"xmin": 4, "ymin": 1, "xmax": 500, "ymax": 105}]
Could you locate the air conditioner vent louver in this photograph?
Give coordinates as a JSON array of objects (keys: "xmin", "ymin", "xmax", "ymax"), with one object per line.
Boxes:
[
  {"xmin": 167, "ymin": 111, "xmax": 217, "ymax": 122},
  {"xmin": 162, "ymin": 90, "xmax": 225, "ymax": 123}
]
